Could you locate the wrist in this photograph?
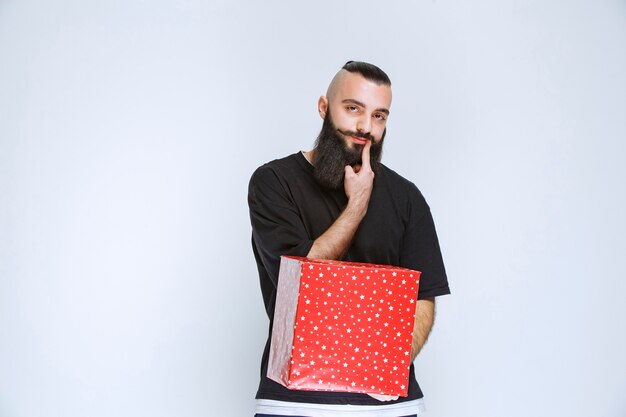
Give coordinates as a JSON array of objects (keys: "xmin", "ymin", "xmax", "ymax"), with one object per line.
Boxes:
[{"xmin": 345, "ymin": 196, "xmax": 368, "ymax": 219}]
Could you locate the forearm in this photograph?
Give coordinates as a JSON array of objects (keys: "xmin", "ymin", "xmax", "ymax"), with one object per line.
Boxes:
[
  {"xmin": 410, "ymin": 297, "xmax": 435, "ymax": 362},
  {"xmin": 306, "ymin": 141, "xmax": 374, "ymax": 260},
  {"xmin": 306, "ymin": 199, "xmax": 367, "ymax": 260}
]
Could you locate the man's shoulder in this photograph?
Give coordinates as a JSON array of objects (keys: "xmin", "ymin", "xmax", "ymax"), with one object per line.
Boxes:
[
  {"xmin": 377, "ymin": 163, "xmax": 431, "ymax": 213},
  {"xmin": 249, "ymin": 152, "xmax": 307, "ymax": 188},
  {"xmin": 253, "ymin": 152, "xmax": 302, "ymax": 174},
  {"xmin": 379, "ymin": 163, "xmax": 421, "ymax": 194}
]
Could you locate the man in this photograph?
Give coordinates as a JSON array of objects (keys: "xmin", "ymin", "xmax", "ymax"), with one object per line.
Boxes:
[{"xmin": 248, "ymin": 61, "xmax": 450, "ymax": 417}]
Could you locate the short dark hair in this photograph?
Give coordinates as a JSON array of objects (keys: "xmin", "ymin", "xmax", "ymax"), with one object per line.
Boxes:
[{"xmin": 342, "ymin": 61, "xmax": 391, "ymax": 86}]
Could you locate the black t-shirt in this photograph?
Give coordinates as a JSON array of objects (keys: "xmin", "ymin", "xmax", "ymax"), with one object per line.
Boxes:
[{"xmin": 248, "ymin": 152, "xmax": 450, "ymax": 405}]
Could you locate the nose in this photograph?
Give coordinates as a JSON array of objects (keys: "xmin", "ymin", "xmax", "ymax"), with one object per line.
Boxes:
[{"xmin": 356, "ymin": 114, "xmax": 372, "ymax": 134}]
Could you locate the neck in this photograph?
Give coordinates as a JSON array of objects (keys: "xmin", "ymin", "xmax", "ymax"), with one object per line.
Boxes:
[{"xmin": 303, "ymin": 150, "xmax": 315, "ymax": 165}]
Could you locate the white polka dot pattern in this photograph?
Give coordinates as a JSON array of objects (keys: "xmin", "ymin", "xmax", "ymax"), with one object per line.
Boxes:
[{"xmin": 267, "ymin": 256, "xmax": 421, "ymax": 397}]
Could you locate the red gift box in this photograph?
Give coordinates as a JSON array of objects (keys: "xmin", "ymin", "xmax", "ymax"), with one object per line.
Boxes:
[{"xmin": 268, "ymin": 256, "xmax": 421, "ymax": 397}]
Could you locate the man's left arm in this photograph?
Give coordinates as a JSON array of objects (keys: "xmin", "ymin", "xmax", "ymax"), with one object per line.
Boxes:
[
  {"xmin": 369, "ymin": 297, "xmax": 436, "ymax": 402},
  {"xmin": 410, "ymin": 297, "xmax": 435, "ymax": 362}
]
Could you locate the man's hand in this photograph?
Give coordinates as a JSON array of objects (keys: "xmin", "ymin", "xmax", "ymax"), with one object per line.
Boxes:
[
  {"xmin": 367, "ymin": 393, "xmax": 399, "ymax": 402},
  {"xmin": 343, "ymin": 140, "xmax": 375, "ymax": 217}
]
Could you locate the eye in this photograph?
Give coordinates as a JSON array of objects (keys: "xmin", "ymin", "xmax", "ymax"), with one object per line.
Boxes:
[
  {"xmin": 346, "ymin": 105, "xmax": 359, "ymax": 113},
  {"xmin": 374, "ymin": 113, "xmax": 387, "ymax": 121}
]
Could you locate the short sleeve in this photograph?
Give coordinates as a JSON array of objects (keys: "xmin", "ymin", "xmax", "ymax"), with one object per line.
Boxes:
[
  {"xmin": 248, "ymin": 165, "xmax": 314, "ymax": 286},
  {"xmin": 400, "ymin": 187, "xmax": 450, "ymax": 299}
]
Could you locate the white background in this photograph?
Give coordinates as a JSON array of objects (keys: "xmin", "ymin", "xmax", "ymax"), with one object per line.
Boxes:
[{"xmin": 1, "ymin": 1, "xmax": 625, "ymax": 416}]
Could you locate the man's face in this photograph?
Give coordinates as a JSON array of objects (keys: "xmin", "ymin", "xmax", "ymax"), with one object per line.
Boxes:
[
  {"xmin": 311, "ymin": 72, "xmax": 392, "ymax": 189},
  {"xmin": 322, "ymin": 71, "xmax": 391, "ymax": 151}
]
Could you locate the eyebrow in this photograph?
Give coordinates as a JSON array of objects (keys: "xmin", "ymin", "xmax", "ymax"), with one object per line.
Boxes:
[{"xmin": 342, "ymin": 99, "xmax": 390, "ymax": 115}]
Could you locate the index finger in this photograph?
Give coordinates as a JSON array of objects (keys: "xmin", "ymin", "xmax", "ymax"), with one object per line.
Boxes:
[{"xmin": 360, "ymin": 140, "xmax": 372, "ymax": 170}]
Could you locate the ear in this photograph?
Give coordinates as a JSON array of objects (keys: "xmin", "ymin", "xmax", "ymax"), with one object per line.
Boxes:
[{"xmin": 317, "ymin": 96, "xmax": 328, "ymax": 119}]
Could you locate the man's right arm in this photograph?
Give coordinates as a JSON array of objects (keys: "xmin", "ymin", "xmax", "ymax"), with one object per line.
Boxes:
[
  {"xmin": 306, "ymin": 141, "xmax": 374, "ymax": 260},
  {"xmin": 308, "ymin": 142, "xmax": 407, "ymax": 404}
]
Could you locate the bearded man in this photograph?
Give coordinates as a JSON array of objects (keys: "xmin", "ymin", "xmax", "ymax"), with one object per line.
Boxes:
[{"xmin": 248, "ymin": 61, "xmax": 450, "ymax": 417}]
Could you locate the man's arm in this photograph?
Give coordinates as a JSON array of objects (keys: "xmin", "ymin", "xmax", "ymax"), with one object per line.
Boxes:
[
  {"xmin": 369, "ymin": 297, "xmax": 436, "ymax": 403},
  {"xmin": 410, "ymin": 297, "xmax": 436, "ymax": 362},
  {"xmin": 306, "ymin": 141, "xmax": 374, "ymax": 260}
]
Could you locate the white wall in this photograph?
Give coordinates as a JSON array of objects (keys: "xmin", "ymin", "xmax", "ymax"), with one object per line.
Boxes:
[{"xmin": 1, "ymin": 1, "xmax": 624, "ymax": 416}]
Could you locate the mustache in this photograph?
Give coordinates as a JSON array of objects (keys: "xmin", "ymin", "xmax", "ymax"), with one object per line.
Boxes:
[{"xmin": 336, "ymin": 129, "xmax": 375, "ymax": 142}]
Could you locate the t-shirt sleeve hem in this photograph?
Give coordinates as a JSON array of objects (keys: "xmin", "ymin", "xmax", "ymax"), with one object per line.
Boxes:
[
  {"xmin": 286, "ymin": 239, "xmax": 314, "ymax": 258},
  {"xmin": 417, "ymin": 285, "xmax": 451, "ymax": 299}
]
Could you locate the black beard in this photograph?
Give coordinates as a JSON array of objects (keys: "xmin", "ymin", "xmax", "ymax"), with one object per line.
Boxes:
[{"xmin": 311, "ymin": 112, "xmax": 385, "ymax": 190}]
